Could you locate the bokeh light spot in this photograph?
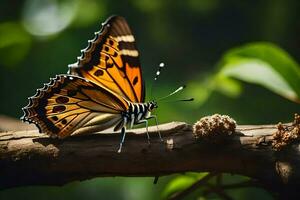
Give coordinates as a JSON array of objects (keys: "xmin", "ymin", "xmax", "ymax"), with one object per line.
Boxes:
[{"xmin": 22, "ymin": 0, "xmax": 77, "ymax": 37}]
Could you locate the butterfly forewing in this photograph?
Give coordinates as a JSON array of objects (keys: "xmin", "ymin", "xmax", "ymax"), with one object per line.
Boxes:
[
  {"xmin": 21, "ymin": 75, "xmax": 128, "ymax": 138},
  {"xmin": 68, "ymin": 16, "xmax": 145, "ymax": 103}
]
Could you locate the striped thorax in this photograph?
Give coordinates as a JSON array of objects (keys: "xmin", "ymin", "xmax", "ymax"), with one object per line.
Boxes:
[{"xmin": 122, "ymin": 101, "xmax": 158, "ymax": 129}]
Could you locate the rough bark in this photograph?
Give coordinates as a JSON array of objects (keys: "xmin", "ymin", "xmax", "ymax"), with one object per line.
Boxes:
[{"xmin": 1, "ymin": 120, "xmax": 300, "ymax": 198}]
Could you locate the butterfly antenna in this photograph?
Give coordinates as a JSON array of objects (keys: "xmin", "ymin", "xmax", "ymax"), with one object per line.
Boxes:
[
  {"xmin": 157, "ymin": 85, "xmax": 186, "ymax": 101},
  {"xmin": 162, "ymin": 98, "xmax": 194, "ymax": 103},
  {"xmin": 149, "ymin": 62, "xmax": 165, "ymax": 100}
]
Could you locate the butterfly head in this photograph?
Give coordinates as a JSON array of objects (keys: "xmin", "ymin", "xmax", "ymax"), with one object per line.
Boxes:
[{"xmin": 148, "ymin": 101, "xmax": 158, "ymax": 111}]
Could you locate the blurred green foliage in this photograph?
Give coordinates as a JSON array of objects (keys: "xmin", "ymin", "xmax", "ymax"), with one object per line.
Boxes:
[
  {"xmin": 162, "ymin": 173, "xmax": 209, "ymax": 199},
  {"xmin": 217, "ymin": 42, "xmax": 300, "ymax": 103},
  {"xmin": 162, "ymin": 173, "xmax": 273, "ymax": 200},
  {"xmin": 0, "ymin": 22, "xmax": 31, "ymax": 67},
  {"xmin": 1, "ymin": 0, "xmax": 300, "ymax": 199}
]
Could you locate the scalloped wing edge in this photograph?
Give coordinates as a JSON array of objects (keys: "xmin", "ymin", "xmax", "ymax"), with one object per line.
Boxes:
[
  {"xmin": 20, "ymin": 74, "xmax": 87, "ymax": 137},
  {"xmin": 67, "ymin": 15, "xmax": 117, "ymax": 71}
]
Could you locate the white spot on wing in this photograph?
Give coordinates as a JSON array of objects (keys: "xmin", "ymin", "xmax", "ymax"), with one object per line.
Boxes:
[
  {"xmin": 115, "ymin": 35, "xmax": 135, "ymax": 42},
  {"xmin": 119, "ymin": 49, "xmax": 139, "ymax": 57}
]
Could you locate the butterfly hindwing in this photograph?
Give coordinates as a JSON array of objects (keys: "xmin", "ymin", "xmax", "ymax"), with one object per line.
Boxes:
[
  {"xmin": 21, "ymin": 75, "xmax": 128, "ymax": 138},
  {"xmin": 68, "ymin": 16, "xmax": 145, "ymax": 103}
]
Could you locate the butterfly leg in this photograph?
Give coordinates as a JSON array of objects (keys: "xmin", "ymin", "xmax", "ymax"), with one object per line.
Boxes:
[
  {"xmin": 146, "ymin": 115, "xmax": 163, "ymax": 141},
  {"xmin": 117, "ymin": 127, "xmax": 126, "ymax": 153},
  {"xmin": 136, "ymin": 119, "xmax": 150, "ymax": 144}
]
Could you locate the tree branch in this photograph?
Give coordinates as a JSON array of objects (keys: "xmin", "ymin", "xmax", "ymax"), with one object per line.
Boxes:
[{"xmin": 1, "ymin": 118, "xmax": 300, "ymax": 198}]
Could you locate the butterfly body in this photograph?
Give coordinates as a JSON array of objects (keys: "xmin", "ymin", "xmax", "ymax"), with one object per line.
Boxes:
[
  {"xmin": 21, "ymin": 16, "xmax": 162, "ymax": 152},
  {"xmin": 120, "ymin": 101, "xmax": 157, "ymax": 130}
]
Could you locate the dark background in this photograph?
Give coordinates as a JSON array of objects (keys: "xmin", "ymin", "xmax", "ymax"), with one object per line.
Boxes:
[{"xmin": 0, "ymin": 0, "xmax": 300, "ymax": 199}]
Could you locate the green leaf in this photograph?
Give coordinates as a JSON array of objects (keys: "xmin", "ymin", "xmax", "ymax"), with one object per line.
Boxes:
[
  {"xmin": 213, "ymin": 75, "xmax": 242, "ymax": 98},
  {"xmin": 217, "ymin": 42, "xmax": 300, "ymax": 103},
  {"xmin": 161, "ymin": 173, "xmax": 208, "ymax": 199}
]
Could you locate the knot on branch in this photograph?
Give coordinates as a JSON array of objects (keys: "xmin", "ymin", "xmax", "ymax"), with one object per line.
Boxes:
[
  {"xmin": 272, "ymin": 113, "xmax": 300, "ymax": 151},
  {"xmin": 275, "ymin": 161, "xmax": 293, "ymax": 184},
  {"xmin": 192, "ymin": 114, "xmax": 236, "ymax": 142}
]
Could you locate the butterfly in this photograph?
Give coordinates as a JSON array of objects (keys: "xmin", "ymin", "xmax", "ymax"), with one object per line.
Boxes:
[{"xmin": 21, "ymin": 16, "xmax": 163, "ymax": 153}]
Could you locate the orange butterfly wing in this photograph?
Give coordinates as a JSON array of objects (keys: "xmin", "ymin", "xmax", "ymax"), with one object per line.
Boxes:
[
  {"xmin": 68, "ymin": 16, "xmax": 145, "ymax": 103},
  {"xmin": 21, "ymin": 75, "xmax": 128, "ymax": 138}
]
